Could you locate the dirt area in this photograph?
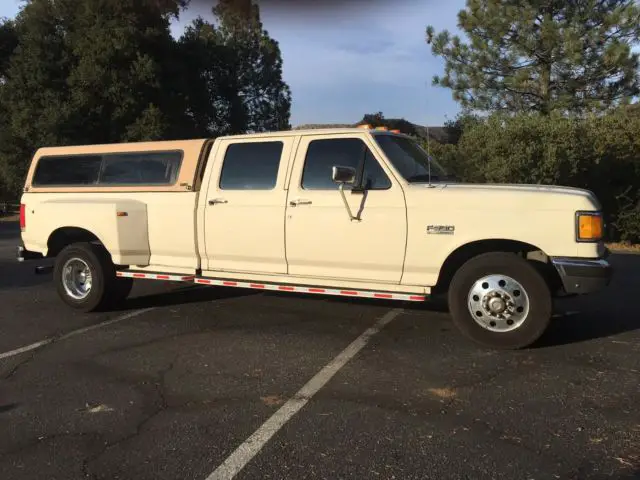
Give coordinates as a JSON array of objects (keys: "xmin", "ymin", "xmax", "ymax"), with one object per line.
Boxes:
[{"xmin": 607, "ymin": 242, "xmax": 640, "ymax": 253}]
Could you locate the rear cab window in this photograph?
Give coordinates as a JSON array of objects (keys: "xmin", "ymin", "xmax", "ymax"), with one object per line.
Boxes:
[{"xmin": 218, "ymin": 141, "xmax": 284, "ymax": 190}]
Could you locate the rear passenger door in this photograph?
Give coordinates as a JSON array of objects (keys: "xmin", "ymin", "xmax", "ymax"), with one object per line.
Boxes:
[{"xmin": 202, "ymin": 138, "xmax": 293, "ymax": 274}]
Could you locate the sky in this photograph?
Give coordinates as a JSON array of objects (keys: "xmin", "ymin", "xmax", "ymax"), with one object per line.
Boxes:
[{"xmin": 0, "ymin": 0, "xmax": 465, "ymax": 127}]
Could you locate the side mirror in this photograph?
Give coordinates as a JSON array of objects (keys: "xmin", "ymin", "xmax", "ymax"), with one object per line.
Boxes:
[
  {"xmin": 331, "ymin": 166, "xmax": 356, "ymax": 185},
  {"xmin": 332, "ymin": 165, "xmax": 359, "ymax": 221}
]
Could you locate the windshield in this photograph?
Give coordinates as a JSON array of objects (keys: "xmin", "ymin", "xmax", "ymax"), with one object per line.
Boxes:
[{"xmin": 373, "ymin": 134, "xmax": 449, "ymax": 183}]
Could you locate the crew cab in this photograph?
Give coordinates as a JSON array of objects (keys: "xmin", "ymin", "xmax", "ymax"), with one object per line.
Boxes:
[{"xmin": 17, "ymin": 126, "xmax": 613, "ymax": 349}]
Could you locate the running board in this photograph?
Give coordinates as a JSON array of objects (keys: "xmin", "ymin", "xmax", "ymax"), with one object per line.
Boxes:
[
  {"xmin": 117, "ymin": 271, "xmax": 195, "ymax": 282},
  {"xmin": 117, "ymin": 270, "xmax": 428, "ymax": 302}
]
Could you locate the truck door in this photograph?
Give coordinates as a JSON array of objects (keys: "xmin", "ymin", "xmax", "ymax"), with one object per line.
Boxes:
[
  {"xmin": 202, "ymin": 137, "xmax": 294, "ymax": 274},
  {"xmin": 285, "ymin": 134, "xmax": 407, "ymax": 283}
]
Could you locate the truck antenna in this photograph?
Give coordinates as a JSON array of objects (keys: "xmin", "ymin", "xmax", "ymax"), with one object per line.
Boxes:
[
  {"xmin": 426, "ymin": 124, "xmax": 432, "ymax": 187},
  {"xmin": 425, "ymin": 80, "xmax": 434, "ymax": 188}
]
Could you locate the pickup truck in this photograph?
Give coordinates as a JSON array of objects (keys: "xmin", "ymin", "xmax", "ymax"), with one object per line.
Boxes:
[{"xmin": 17, "ymin": 125, "xmax": 612, "ymax": 349}]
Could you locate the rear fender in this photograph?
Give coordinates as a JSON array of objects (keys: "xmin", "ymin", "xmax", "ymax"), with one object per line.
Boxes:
[{"xmin": 36, "ymin": 199, "xmax": 150, "ymax": 266}]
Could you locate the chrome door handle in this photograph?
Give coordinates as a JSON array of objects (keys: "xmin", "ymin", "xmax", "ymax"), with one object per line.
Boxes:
[
  {"xmin": 208, "ymin": 198, "xmax": 228, "ymax": 205},
  {"xmin": 289, "ymin": 198, "xmax": 312, "ymax": 206}
]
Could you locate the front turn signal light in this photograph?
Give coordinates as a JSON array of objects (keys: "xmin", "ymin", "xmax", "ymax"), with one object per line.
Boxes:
[{"xmin": 576, "ymin": 212, "xmax": 603, "ymax": 242}]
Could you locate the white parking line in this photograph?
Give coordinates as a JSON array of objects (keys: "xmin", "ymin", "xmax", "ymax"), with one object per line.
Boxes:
[
  {"xmin": 0, "ymin": 308, "xmax": 156, "ymax": 361},
  {"xmin": 205, "ymin": 308, "xmax": 404, "ymax": 480},
  {"xmin": 0, "ymin": 339, "xmax": 52, "ymax": 360}
]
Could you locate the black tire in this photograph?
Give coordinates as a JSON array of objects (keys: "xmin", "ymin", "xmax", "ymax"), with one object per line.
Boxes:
[
  {"xmin": 54, "ymin": 242, "xmax": 118, "ymax": 312},
  {"xmin": 448, "ymin": 252, "xmax": 552, "ymax": 350}
]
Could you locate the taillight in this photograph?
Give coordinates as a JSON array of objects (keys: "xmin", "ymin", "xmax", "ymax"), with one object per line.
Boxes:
[{"xmin": 19, "ymin": 204, "xmax": 26, "ymax": 231}]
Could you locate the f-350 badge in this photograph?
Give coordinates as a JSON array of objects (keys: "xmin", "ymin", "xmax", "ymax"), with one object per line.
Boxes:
[{"xmin": 427, "ymin": 225, "xmax": 455, "ymax": 235}]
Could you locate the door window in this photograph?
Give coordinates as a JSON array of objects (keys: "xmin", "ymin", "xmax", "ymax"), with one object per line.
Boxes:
[
  {"xmin": 300, "ymin": 138, "xmax": 391, "ymax": 190},
  {"xmin": 219, "ymin": 141, "xmax": 284, "ymax": 190}
]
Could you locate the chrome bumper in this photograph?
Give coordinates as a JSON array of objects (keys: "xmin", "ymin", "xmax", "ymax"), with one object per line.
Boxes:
[{"xmin": 550, "ymin": 256, "xmax": 613, "ymax": 295}]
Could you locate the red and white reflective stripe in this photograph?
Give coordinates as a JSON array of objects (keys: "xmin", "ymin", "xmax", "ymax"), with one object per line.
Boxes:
[
  {"xmin": 118, "ymin": 270, "xmax": 427, "ymax": 301},
  {"xmin": 116, "ymin": 271, "xmax": 195, "ymax": 282},
  {"xmin": 194, "ymin": 277, "xmax": 427, "ymax": 302}
]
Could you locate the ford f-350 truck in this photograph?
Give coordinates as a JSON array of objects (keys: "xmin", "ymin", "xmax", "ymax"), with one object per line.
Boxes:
[{"xmin": 17, "ymin": 126, "xmax": 613, "ymax": 349}]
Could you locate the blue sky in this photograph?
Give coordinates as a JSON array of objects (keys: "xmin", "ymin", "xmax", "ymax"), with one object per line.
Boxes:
[{"xmin": 0, "ymin": 0, "xmax": 465, "ymax": 127}]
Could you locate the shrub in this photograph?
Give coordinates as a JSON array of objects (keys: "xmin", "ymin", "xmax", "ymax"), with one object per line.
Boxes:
[{"xmin": 428, "ymin": 107, "xmax": 640, "ymax": 242}]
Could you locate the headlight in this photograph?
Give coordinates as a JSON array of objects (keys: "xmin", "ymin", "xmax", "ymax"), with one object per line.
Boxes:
[{"xmin": 576, "ymin": 211, "xmax": 603, "ymax": 242}]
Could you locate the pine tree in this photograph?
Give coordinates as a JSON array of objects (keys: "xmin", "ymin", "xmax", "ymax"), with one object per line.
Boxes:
[
  {"xmin": 0, "ymin": 0, "xmax": 189, "ymax": 195},
  {"xmin": 177, "ymin": 17, "xmax": 233, "ymax": 137},
  {"xmin": 212, "ymin": 0, "xmax": 292, "ymax": 133},
  {"xmin": 0, "ymin": 19, "xmax": 19, "ymax": 197},
  {"xmin": 0, "ymin": 19, "xmax": 18, "ymax": 83},
  {"xmin": 0, "ymin": 0, "xmax": 73, "ymax": 196},
  {"xmin": 426, "ymin": 0, "xmax": 640, "ymax": 115},
  {"xmin": 0, "ymin": 0, "xmax": 291, "ymax": 197},
  {"xmin": 61, "ymin": 0, "xmax": 186, "ymax": 143}
]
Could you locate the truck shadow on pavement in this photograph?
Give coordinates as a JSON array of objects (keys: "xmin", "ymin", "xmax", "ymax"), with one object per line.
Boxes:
[
  {"xmin": 0, "ymin": 260, "xmax": 54, "ymax": 291},
  {"xmin": 537, "ymin": 252, "xmax": 640, "ymax": 347},
  {"xmin": 114, "ymin": 283, "xmax": 257, "ymax": 310},
  {"xmin": 113, "ymin": 252, "xmax": 640, "ymax": 347}
]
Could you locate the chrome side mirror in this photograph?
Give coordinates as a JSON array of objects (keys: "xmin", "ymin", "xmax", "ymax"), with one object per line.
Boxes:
[
  {"xmin": 331, "ymin": 166, "xmax": 356, "ymax": 185},
  {"xmin": 331, "ymin": 165, "xmax": 359, "ymax": 221}
]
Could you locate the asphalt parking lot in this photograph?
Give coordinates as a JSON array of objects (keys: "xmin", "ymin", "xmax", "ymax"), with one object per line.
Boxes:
[{"xmin": 0, "ymin": 220, "xmax": 639, "ymax": 480}]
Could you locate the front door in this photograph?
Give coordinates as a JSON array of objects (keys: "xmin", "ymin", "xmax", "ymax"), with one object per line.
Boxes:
[
  {"xmin": 203, "ymin": 137, "xmax": 293, "ymax": 274},
  {"xmin": 285, "ymin": 134, "xmax": 407, "ymax": 283}
]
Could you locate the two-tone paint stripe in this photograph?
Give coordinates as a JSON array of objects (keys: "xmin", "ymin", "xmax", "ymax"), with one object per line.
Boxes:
[
  {"xmin": 194, "ymin": 277, "xmax": 427, "ymax": 302},
  {"xmin": 116, "ymin": 271, "xmax": 195, "ymax": 282}
]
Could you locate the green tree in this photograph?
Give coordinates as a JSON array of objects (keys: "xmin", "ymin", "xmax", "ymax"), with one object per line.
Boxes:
[
  {"xmin": 427, "ymin": 108, "xmax": 640, "ymax": 241},
  {"xmin": 0, "ymin": 19, "xmax": 19, "ymax": 197},
  {"xmin": 0, "ymin": 0, "xmax": 189, "ymax": 196},
  {"xmin": 176, "ymin": 17, "xmax": 236, "ymax": 137},
  {"xmin": 61, "ymin": 0, "xmax": 188, "ymax": 143},
  {"xmin": 0, "ymin": 0, "xmax": 291, "ymax": 197},
  {"xmin": 0, "ymin": 0, "xmax": 72, "ymax": 196},
  {"xmin": 212, "ymin": 0, "xmax": 291, "ymax": 133},
  {"xmin": 358, "ymin": 112, "xmax": 421, "ymax": 136},
  {"xmin": 0, "ymin": 19, "xmax": 18, "ymax": 82},
  {"xmin": 426, "ymin": 0, "xmax": 640, "ymax": 115}
]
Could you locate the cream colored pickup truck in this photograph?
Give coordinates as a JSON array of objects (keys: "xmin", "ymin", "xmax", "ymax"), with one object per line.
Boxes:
[{"xmin": 17, "ymin": 126, "xmax": 612, "ymax": 349}]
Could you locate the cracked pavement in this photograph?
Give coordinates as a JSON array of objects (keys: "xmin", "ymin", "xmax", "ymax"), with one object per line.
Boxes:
[{"xmin": 1, "ymin": 221, "xmax": 639, "ymax": 480}]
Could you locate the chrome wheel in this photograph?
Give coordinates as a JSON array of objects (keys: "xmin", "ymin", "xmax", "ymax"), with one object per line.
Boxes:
[
  {"xmin": 467, "ymin": 274, "xmax": 530, "ymax": 333},
  {"xmin": 61, "ymin": 258, "xmax": 93, "ymax": 301}
]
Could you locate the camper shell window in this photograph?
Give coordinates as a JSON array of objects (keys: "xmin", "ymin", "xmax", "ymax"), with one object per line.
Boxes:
[{"xmin": 32, "ymin": 150, "xmax": 184, "ymax": 187}]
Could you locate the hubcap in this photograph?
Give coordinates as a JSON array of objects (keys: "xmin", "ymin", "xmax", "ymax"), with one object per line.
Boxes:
[
  {"xmin": 467, "ymin": 274, "xmax": 530, "ymax": 333},
  {"xmin": 62, "ymin": 258, "xmax": 93, "ymax": 301},
  {"xmin": 488, "ymin": 296, "xmax": 506, "ymax": 314}
]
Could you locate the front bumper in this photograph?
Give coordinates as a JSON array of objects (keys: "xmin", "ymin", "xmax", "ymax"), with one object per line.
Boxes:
[{"xmin": 551, "ymin": 255, "xmax": 613, "ymax": 295}]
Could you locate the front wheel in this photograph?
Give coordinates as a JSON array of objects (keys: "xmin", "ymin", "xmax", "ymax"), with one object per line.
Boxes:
[{"xmin": 448, "ymin": 252, "xmax": 552, "ymax": 350}]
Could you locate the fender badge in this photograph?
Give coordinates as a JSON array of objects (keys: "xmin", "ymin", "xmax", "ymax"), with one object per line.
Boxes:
[{"xmin": 427, "ymin": 225, "xmax": 455, "ymax": 235}]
